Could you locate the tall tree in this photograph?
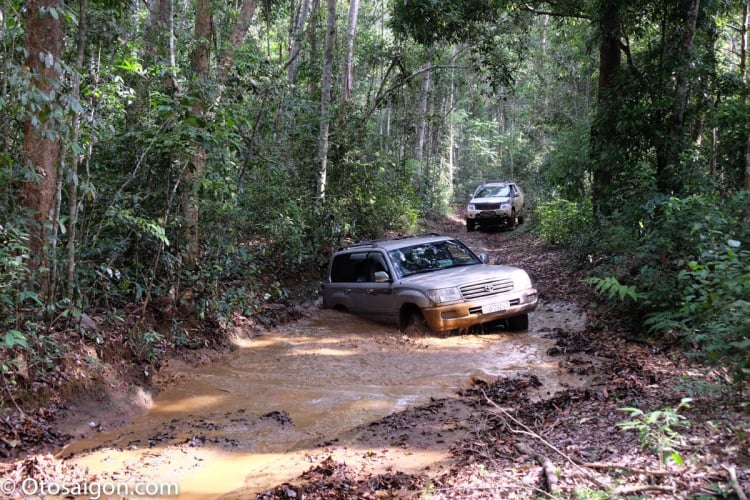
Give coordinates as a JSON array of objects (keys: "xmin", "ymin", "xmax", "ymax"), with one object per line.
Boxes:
[
  {"xmin": 181, "ymin": 0, "xmax": 213, "ymax": 262},
  {"xmin": 590, "ymin": 1, "xmax": 621, "ymax": 217},
  {"xmin": 180, "ymin": 0, "xmax": 259, "ymax": 262},
  {"xmin": 21, "ymin": 0, "xmax": 64, "ymax": 285},
  {"xmin": 317, "ymin": 0, "xmax": 337, "ymax": 200},
  {"xmin": 660, "ymin": 0, "xmax": 702, "ymax": 194},
  {"xmin": 65, "ymin": 0, "xmax": 88, "ymax": 300},
  {"xmin": 343, "ymin": 0, "xmax": 360, "ymax": 101},
  {"xmin": 286, "ymin": 0, "xmax": 311, "ymax": 84},
  {"xmin": 415, "ymin": 63, "xmax": 431, "ymax": 168},
  {"xmin": 743, "ymin": 2, "xmax": 750, "ymax": 191}
]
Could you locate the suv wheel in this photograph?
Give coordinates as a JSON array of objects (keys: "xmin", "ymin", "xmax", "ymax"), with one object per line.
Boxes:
[
  {"xmin": 466, "ymin": 219, "xmax": 476, "ymax": 232},
  {"xmin": 402, "ymin": 308, "xmax": 430, "ymax": 336},
  {"xmin": 507, "ymin": 209, "xmax": 517, "ymax": 229},
  {"xmin": 507, "ymin": 313, "xmax": 529, "ymax": 331}
]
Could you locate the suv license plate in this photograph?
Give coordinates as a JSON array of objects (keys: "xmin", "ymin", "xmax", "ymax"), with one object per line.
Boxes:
[{"xmin": 482, "ymin": 301, "xmax": 510, "ymax": 314}]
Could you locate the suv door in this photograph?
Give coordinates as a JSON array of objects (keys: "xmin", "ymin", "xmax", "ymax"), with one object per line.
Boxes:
[
  {"xmin": 510, "ymin": 184, "xmax": 524, "ymax": 213},
  {"xmin": 328, "ymin": 251, "xmax": 396, "ymax": 324}
]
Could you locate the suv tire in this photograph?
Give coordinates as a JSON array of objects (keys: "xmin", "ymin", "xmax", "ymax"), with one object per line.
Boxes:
[
  {"xmin": 402, "ymin": 309, "xmax": 430, "ymax": 336},
  {"xmin": 466, "ymin": 219, "xmax": 476, "ymax": 232},
  {"xmin": 507, "ymin": 313, "xmax": 529, "ymax": 331}
]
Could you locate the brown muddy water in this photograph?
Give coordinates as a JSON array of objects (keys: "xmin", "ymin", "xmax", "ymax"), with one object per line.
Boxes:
[{"xmin": 60, "ymin": 301, "xmax": 592, "ymax": 498}]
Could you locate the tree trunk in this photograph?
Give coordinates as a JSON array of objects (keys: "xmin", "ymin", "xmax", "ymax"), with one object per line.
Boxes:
[
  {"xmin": 660, "ymin": 0, "xmax": 701, "ymax": 195},
  {"xmin": 317, "ymin": 0, "xmax": 336, "ymax": 201},
  {"xmin": 742, "ymin": 3, "xmax": 749, "ymax": 191},
  {"xmin": 21, "ymin": 0, "xmax": 64, "ymax": 286},
  {"xmin": 66, "ymin": 0, "xmax": 88, "ymax": 301},
  {"xmin": 286, "ymin": 0, "xmax": 311, "ymax": 84},
  {"xmin": 342, "ymin": 0, "xmax": 360, "ymax": 102},
  {"xmin": 146, "ymin": 0, "xmax": 178, "ymax": 93},
  {"xmin": 590, "ymin": 2, "xmax": 621, "ymax": 217},
  {"xmin": 179, "ymin": 0, "xmax": 258, "ymax": 263},
  {"xmin": 497, "ymin": 96, "xmax": 505, "ymax": 165},
  {"xmin": 415, "ymin": 63, "xmax": 431, "ymax": 171},
  {"xmin": 181, "ymin": 0, "xmax": 212, "ymax": 263},
  {"xmin": 218, "ymin": 0, "xmax": 260, "ymax": 81}
]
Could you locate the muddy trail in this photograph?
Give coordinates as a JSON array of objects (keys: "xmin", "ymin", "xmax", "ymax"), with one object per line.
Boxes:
[{"xmin": 2, "ymin": 215, "xmax": 749, "ymax": 499}]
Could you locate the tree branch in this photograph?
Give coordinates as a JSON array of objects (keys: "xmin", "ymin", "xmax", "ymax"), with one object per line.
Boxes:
[
  {"xmin": 520, "ymin": 4, "xmax": 590, "ymax": 20},
  {"xmin": 515, "ymin": 442, "xmax": 559, "ymax": 493}
]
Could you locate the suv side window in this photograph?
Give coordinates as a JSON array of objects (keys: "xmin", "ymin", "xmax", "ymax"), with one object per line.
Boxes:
[{"xmin": 330, "ymin": 251, "xmax": 387, "ymax": 283}]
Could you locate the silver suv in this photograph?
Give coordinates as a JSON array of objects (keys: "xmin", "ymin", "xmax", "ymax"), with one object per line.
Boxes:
[
  {"xmin": 466, "ymin": 180, "xmax": 525, "ymax": 231},
  {"xmin": 321, "ymin": 234, "xmax": 537, "ymax": 333}
]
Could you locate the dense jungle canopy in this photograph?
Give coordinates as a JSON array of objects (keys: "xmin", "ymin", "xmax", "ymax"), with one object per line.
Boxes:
[{"xmin": 0, "ymin": 0, "xmax": 749, "ymax": 400}]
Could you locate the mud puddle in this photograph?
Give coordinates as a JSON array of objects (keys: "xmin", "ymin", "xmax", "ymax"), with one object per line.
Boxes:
[{"xmin": 60, "ymin": 301, "xmax": 593, "ymax": 498}]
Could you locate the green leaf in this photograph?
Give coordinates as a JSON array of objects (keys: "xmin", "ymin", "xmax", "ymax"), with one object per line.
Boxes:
[{"xmin": 4, "ymin": 330, "xmax": 28, "ymax": 349}]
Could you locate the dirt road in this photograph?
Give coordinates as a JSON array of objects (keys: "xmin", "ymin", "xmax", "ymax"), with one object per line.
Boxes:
[{"xmin": 4, "ymin": 214, "xmax": 748, "ymax": 499}]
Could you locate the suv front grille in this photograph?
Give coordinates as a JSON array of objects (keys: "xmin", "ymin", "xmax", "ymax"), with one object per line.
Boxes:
[
  {"xmin": 474, "ymin": 203, "xmax": 501, "ymax": 210},
  {"xmin": 461, "ymin": 279, "xmax": 514, "ymax": 300}
]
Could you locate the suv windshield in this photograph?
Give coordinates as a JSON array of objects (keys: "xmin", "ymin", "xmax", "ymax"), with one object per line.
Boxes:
[
  {"xmin": 388, "ymin": 239, "xmax": 481, "ymax": 278},
  {"xmin": 476, "ymin": 185, "xmax": 510, "ymax": 198}
]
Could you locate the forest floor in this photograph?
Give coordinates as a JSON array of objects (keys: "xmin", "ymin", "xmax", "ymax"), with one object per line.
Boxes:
[{"xmin": 1, "ymin": 213, "xmax": 749, "ymax": 499}]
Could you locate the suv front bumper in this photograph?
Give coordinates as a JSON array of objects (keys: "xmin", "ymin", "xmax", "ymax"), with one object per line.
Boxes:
[
  {"xmin": 420, "ymin": 289, "xmax": 538, "ymax": 332},
  {"xmin": 466, "ymin": 207, "xmax": 513, "ymax": 223}
]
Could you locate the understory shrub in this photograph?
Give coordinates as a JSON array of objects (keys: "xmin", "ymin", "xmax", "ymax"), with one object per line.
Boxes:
[
  {"xmin": 633, "ymin": 193, "xmax": 749, "ymax": 383},
  {"xmin": 535, "ymin": 198, "xmax": 592, "ymax": 248}
]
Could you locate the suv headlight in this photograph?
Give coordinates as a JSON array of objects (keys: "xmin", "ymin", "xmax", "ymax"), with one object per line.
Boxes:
[
  {"xmin": 428, "ymin": 287, "xmax": 462, "ymax": 304},
  {"xmin": 514, "ymin": 270, "xmax": 532, "ymax": 289},
  {"xmin": 467, "ymin": 203, "xmax": 475, "ymax": 210},
  {"xmin": 500, "ymin": 203, "xmax": 510, "ymax": 210}
]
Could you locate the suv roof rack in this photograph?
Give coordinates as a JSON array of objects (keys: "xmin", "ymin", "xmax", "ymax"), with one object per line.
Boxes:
[
  {"xmin": 337, "ymin": 233, "xmax": 445, "ymax": 251},
  {"xmin": 483, "ymin": 179, "xmax": 511, "ymax": 184}
]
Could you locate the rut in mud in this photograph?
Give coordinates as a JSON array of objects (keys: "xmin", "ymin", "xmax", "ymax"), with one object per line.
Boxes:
[{"xmin": 56, "ymin": 297, "xmax": 592, "ymax": 498}]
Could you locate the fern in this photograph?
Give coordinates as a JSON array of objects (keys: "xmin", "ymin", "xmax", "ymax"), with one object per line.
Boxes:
[{"xmin": 584, "ymin": 276, "xmax": 642, "ymax": 302}]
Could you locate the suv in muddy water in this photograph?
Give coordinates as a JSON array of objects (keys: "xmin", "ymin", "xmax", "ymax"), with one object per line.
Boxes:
[
  {"xmin": 465, "ymin": 180, "xmax": 525, "ymax": 231},
  {"xmin": 321, "ymin": 234, "xmax": 537, "ymax": 333}
]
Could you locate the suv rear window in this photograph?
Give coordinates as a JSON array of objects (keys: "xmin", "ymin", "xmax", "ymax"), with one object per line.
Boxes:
[{"xmin": 330, "ymin": 252, "xmax": 387, "ymax": 283}]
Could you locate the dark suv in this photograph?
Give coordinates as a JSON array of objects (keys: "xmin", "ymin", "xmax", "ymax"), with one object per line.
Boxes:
[
  {"xmin": 465, "ymin": 180, "xmax": 525, "ymax": 231},
  {"xmin": 321, "ymin": 234, "xmax": 538, "ymax": 333}
]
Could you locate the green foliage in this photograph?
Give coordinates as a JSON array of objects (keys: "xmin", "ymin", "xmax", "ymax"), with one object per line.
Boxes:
[
  {"xmin": 632, "ymin": 193, "xmax": 750, "ymax": 382},
  {"xmin": 534, "ymin": 199, "xmax": 592, "ymax": 247},
  {"xmin": 0, "ymin": 224, "xmax": 35, "ymax": 380},
  {"xmin": 327, "ymin": 157, "xmax": 420, "ymax": 241},
  {"xmin": 127, "ymin": 328, "xmax": 163, "ymax": 364},
  {"xmin": 584, "ymin": 276, "xmax": 642, "ymax": 303},
  {"xmin": 617, "ymin": 398, "xmax": 692, "ymax": 466},
  {"xmin": 645, "ymin": 240, "xmax": 750, "ymax": 381}
]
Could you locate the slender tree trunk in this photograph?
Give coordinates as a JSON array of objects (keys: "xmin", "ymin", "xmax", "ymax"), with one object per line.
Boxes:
[
  {"xmin": 307, "ymin": 0, "xmax": 321, "ymax": 96},
  {"xmin": 590, "ymin": 2, "xmax": 621, "ymax": 217},
  {"xmin": 66, "ymin": 0, "xmax": 88, "ymax": 301},
  {"xmin": 661, "ymin": 0, "xmax": 700, "ymax": 194},
  {"xmin": 415, "ymin": 64, "xmax": 431, "ymax": 172},
  {"xmin": 21, "ymin": 0, "xmax": 64, "ymax": 288},
  {"xmin": 218, "ymin": 0, "xmax": 260, "ymax": 81},
  {"xmin": 317, "ymin": 0, "xmax": 336, "ymax": 201},
  {"xmin": 181, "ymin": 0, "xmax": 212, "ymax": 263},
  {"xmin": 497, "ymin": 96, "xmax": 505, "ymax": 165},
  {"xmin": 342, "ymin": 0, "xmax": 360, "ymax": 102},
  {"xmin": 286, "ymin": 0, "xmax": 310, "ymax": 84},
  {"xmin": 180, "ymin": 0, "xmax": 258, "ymax": 263},
  {"xmin": 742, "ymin": 3, "xmax": 749, "ymax": 191},
  {"xmin": 447, "ymin": 48, "xmax": 457, "ymax": 202}
]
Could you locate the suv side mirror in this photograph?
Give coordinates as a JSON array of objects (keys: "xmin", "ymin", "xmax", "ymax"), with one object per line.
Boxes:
[
  {"xmin": 478, "ymin": 253, "xmax": 489, "ymax": 264},
  {"xmin": 373, "ymin": 271, "xmax": 390, "ymax": 283}
]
